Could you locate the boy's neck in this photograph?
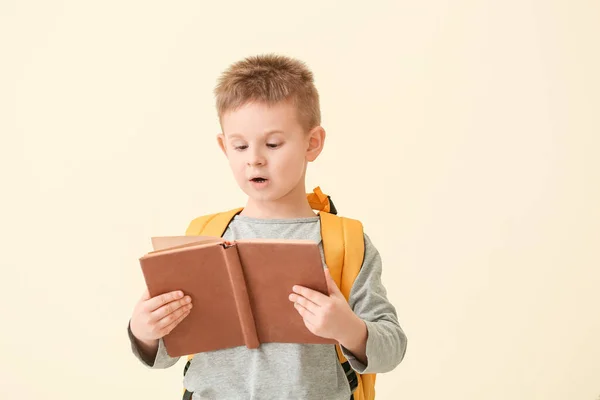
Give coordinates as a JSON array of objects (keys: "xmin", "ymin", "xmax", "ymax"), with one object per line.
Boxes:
[{"xmin": 240, "ymin": 186, "xmax": 317, "ymax": 220}]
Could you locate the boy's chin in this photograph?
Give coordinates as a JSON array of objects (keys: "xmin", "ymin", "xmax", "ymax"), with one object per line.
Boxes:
[
  {"xmin": 241, "ymin": 186, "xmax": 286, "ymax": 203},
  {"xmin": 239, "ymin": 180, "xmax": 305, "ymax": 204}
]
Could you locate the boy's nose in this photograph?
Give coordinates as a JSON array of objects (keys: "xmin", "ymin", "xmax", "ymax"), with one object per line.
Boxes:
[
  {"xmin": 247, "ymin": 158, "xmax": 265, "ymax": 166},
  {"xmin": 247, "ymin": 151, "xmax": 266, "ymax": 166}
]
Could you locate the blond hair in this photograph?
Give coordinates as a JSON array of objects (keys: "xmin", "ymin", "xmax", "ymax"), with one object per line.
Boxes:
[{"xmin": 214, "ymin": 54, "xmax": 321, "ymax": 131}]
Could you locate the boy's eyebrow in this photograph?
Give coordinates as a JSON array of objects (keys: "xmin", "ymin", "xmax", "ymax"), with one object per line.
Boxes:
[
  {"xmin": 227, "ymin": 130, "xmax": 285, "ymax": 140},
  {"xmin": 263, "ymin": 130, "xmax": 285, "ymax": 136}
]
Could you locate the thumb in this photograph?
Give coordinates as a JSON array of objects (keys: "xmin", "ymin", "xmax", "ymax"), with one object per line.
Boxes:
[
  {"xmin": 140, "ymin": 288, "xmax": 151, "ymax": 302},
  {"xmin": 324, "ymin": 268, "xmax": 342, "ymax": 297}
]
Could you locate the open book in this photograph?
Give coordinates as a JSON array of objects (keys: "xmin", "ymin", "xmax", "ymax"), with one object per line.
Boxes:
[{"xmin": 139, "ymin": 235, "xmax": 337, "ymax": 357}]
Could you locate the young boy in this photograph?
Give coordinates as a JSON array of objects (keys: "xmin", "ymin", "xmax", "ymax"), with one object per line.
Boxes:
[{"xmin": 128, "ymin": 54, "xmax": 407, "ymax": 399}]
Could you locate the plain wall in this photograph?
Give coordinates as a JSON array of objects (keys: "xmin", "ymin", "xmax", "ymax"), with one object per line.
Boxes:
[{"xmin": 1, "ymin": 1, "xmax": 599, "ymax": 399}]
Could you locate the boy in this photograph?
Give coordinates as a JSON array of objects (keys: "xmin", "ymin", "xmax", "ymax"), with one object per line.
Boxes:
[{"xmin": 128, "ymin": 54, "xmax": 407, "ymax": 399}]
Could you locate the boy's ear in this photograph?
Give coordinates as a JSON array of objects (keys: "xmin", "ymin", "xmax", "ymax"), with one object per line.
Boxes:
[
  {"xmin": 217, "ymin": 133, "xmax": 228, "ymax": 157},
  {"xmin": 306, "ymin": 126, "xmax": 326, "ymax": 162}
]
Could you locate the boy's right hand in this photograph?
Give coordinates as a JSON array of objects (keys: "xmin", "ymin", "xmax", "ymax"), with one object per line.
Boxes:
[{"xmin": 130, "ymin": 289, "xmax": 193, "ymax": 345}]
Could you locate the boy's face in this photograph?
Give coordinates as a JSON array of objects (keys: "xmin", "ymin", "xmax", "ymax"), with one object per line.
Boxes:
[{"xmin": 218, "ymin": 100, "xmax": 324, "ymax": 205}]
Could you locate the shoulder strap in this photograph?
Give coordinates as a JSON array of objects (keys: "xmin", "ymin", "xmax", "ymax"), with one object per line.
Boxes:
[
  {"xmin": 185, "ymin": 207, "xmax": 243, "ymax": 237},
  {"xmin": 319, "ymin": 211, "xmax": 375, "ymax": 400},
  {"xmin": 318, "ymin": 211, "xmax": 364, "ymax": 300}
]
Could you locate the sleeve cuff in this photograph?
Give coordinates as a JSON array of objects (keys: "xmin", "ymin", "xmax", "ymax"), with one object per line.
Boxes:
[
  {"xmin": 127, "ymin": 320, "xmax": 157, "ymax": 367},
  {"xmin": 339, "ymin": 320, "xmax": 376, "ymax": 374}
]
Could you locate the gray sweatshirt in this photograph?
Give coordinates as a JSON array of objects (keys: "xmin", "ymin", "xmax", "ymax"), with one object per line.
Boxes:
[{"xmin": 128, "ymin": 214, "xmax": 407, "ymax": 399}]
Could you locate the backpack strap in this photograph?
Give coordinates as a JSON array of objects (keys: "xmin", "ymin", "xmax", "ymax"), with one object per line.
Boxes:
[
  {"xmin": 318, "ymin": 211, "xmax": 364, "ymax": 300},
  {"xmin": 185, "ymin": 207, "xmax": 244, "ymax": 237},
  {"xmin": 318, "ymin": 211, "xmax": 375, "ymax": 400}
]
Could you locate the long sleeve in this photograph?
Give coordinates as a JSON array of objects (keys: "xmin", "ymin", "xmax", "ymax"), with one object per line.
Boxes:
[
  {"xmin": 340, "ymin": 233, "xmax": 408, "ymax": 374},
  {"xmin": 127, "ymin": 320, "xmax": 181, "ymax": 369}
]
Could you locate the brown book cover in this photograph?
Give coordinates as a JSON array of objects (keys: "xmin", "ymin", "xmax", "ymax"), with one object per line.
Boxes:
[{"xmin": 139, "ymin": 235, "xmax": 337, "ymax": 357}]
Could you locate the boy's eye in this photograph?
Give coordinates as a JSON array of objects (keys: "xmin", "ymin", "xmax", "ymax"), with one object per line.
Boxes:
[
  {"xmin": 234, "ymin": 145, "xmax": 248, "ymax": 151},
  {"xmin": 266, "ymin": 143, "xmax": 280, "ymax": 148}
]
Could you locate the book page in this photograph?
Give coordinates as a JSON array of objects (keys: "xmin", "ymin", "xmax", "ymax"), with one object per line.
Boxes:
[{"xmin": 150, "ymin": 235, "xmax": 224, "ymax": 252}]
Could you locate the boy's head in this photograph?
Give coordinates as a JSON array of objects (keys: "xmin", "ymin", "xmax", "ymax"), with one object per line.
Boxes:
[
  {"xmin": 214, "ymin": 53, "xmax": 321, "ymax": 131},
  {"xmin": 215, "ymin": 54, "xmax": 325, "ymax": 209}
]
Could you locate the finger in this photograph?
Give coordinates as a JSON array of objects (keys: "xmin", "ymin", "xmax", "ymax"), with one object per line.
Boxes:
[
  {"xmin": 289, "ymin": 293, "xmax": 318, "ymax": 314},
  {"xmin": 145, "ymin": 290, "xmax": 184, "ymax": 313},
  {"xmin": 151, "ymin": 295, "xmax": 192, "ymax": 321},
  {"xmin": 160, "ymin": 309, "xmax": 192, "ymax": 336},
  {"xmin": 157, "ymin": 302, "xmax": 193, "ymax": 331},
  {"xmin": 293, "ymin": 301, "xmax": 316, "ymax": 323},
  {"xmin": 292, "ymin": 285, "xmax": 328, "ymax": 305}
]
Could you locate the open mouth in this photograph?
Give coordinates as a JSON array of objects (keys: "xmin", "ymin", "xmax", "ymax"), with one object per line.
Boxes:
[{"xmin": 250, "ymin": 177, "xmax": 268, "ymax": 183}]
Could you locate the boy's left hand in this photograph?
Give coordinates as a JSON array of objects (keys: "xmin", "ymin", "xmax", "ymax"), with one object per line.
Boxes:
[{"xmin": 289, "ymin": 268, "xmax": 362, "ymax": 343}]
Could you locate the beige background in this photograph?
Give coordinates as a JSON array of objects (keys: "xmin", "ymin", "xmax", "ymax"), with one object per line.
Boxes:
[{"xmin": 1, "ymin": 1, "xmax": 599, "ymax": 399}]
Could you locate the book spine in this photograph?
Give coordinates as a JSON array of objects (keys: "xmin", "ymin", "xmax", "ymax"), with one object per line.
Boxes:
[{"xmin": 222, "ymin": 244, "xmax": 260, "ymax": 349}]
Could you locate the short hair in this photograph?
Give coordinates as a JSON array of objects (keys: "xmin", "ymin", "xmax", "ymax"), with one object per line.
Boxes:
[{"xmin": 214, "ymin": 54, "xmax": 321, "ymax": 131}]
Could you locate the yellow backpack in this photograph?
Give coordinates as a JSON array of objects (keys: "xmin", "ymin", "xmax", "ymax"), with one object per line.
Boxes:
[{"xmin": 181, "ymin": 187, "xmax": 376, "ymax": 400}]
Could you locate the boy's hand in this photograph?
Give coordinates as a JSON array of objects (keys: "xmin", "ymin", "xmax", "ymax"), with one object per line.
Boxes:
[
  {"xmin": 288, "ymin": 268, "xmax": 364, "ymax": 345},
  {"xmin": 130, "ymin": 288, "xmax": 193, "ymax": 344}
]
